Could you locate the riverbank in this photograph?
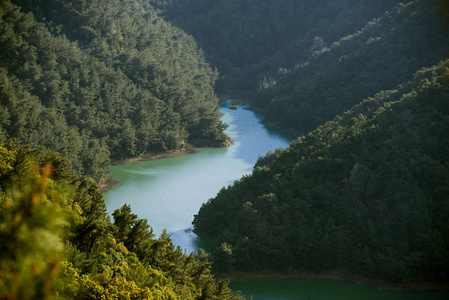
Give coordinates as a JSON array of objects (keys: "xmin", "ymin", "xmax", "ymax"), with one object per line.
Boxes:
[
  {"xmin": 98, "ymin": 138, "xmax": 234, "ymax": 192},
  {"xmin": 115, "ymin": 143, "xmax": 198, "ymax": 166},
  {"xmin": 98, "ymin": 145, "xmax": 197, "ymax": 192},
  {"xmin": 218, "ymin": 270, "xmax": 449, "ymax": 292},
  {"xmin": 231, "ymin": 99, "xmax": 301, "ymax": 139}
]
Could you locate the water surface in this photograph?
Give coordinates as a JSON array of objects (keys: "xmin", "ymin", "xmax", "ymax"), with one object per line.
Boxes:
[
  {"xmin": 104, "ymin": 100, "xmax": 447, "ymax": 299},
  {"xmin": 229, "ymin": 278, "xmax": 448, "ymax": 300},
  {"xmin": 104, "ymin": 100, "xmax": 291, "ymax": 252}
]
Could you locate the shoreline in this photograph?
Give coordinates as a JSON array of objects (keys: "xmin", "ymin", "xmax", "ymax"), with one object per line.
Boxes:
[
  {"xmin": 217, "ymin": 270, "xmax": 449, "ymax": 292},
  {"xmin": 229, "ymin": 98, "xmax": 301, "ymax": 139},
  {"xmin": 112, "ymin": 142, "xmax": 198, "ymax": 166},
  {"xmin": 98, "ymin": 140, "xmax": 233, "ymax": 192},
  {"xmin": 98, "ymin": 145, "xmax": 197, "ymax": 192}
]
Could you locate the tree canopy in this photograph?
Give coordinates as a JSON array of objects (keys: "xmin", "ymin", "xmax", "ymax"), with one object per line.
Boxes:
[
  {"xmin": 1, "ymin": 0, "xmax": 228, "ymax": 180},
  {"xmin": 0, "ymin": 142, "xmax": 245, "ymax": 299},
  {"xmin": 193, "ymin": 59, "xmax": 449, "ymax": 284},
  {"xmin": 151, "ymin": 0, "xmax": 403, "ymax": 96},
  {"xmin": 255, "ymin": 0, "xmax": 449, "ymax": 134},
  {"xmin": 153, "ymin": 0, "xmax": 449, "ymax": 136},
  {"xmin": 2, "ymin": 0, "xmax": 449, "ymax": 293}
]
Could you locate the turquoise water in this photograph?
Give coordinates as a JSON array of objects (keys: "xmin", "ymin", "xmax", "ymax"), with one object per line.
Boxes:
[
  {"xmin": 104, "ymin": 100, "xmax": 292, "ymax": 252},
  {"xmin": 229, "ymin": 278, "xmax": 448, "ymax": 300},
  {"xmin": 104, "ymin": 100, "xmax": 447, "ymax": 299}
]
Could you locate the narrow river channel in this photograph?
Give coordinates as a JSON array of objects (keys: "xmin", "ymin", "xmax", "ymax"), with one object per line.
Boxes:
[
  {"xmin": 104, "ymin": 99, "xmax": 291, "ymax": 252},
  {"xmin": 104, "ymin": 100, "xmax": 447, "ymax": 300}
]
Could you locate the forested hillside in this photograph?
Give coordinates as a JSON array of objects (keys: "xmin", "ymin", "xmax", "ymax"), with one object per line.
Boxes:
[
  {"xmin": 0, "ymin": 141, "xmax": 245, "ymax": 299},
  {"xmin": 0, "ymin": 0, "xmax": 227, "ymax": 180},
  {"xmin": 152, "ymin": 0, "xmax": 403, "ymax": 96},
  {"xmin": 2, "ymin": 0, "xmax": 449, "ymax": 294},
  {"xmin": 193, "ymin": 59, "xmax": 449, "ymax": 284},
  {"xmin": 256, "ymin": 0, "xmax": 449, "ymax": 133},
  {"xmin": 154, "ymin": 0, "xmax": 449, "ymax": 136}
]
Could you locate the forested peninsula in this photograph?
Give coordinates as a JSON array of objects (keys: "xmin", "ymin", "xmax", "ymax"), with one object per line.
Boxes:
[
  {"xmin": 194, "ymin": 59, "xmax": 449, "ymax": 285},
  {"xmin": 190, "ymin": 0, "xmax": 449, "ymax": 288},
  {"xmin": 0, "ymin": 0, "xmax": 228, "ymax": 181}
]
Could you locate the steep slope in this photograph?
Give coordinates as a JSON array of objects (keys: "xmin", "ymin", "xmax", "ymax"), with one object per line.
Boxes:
[
  {"xmin": 152, "ymin": 0, "xmax": 403, "ymax": 96},
  {"xmin": 0, "ymin": 0, "xmax": 227, "ymax": 179},
  {"xmin": 256, "ymin": 0, "xmax": 449, "ymax": 134},
  {"xmin": 154, "ymin": 0, "xmax": 449, "ymax": 137},
  {"xmin": 193, "ymin": 59, "xmax": 449, "ymax": 284}
]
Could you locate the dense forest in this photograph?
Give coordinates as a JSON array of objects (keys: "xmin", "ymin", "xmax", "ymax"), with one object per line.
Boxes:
[
  {"xmin": 0, "ymin": 0, "xmax": 245, "ymax": 298},
  {"xmin": 255, "ymin": 0, "xmax": 449, "ymax": 134},
  {"xmin": 193, "ymin": 59, "xmax": 449, "ymax": 283},
  {"xmin": 0, "ymin": 0, "xmax": 228, "ymax": 180},
  {"xmin": 154, "ymin": 0, "xmax": 449, "ymax": 134},
  {"xmin": 2, "ymin": 0, "xmax": 449, "ymax": 297},
  {"xmin": 161, "ymin": 0, "xmax": 449, "ymax": 285},
  {"xmin": 0, "ymin": 141, "xmax": 245, "ymax": 299},
  {"xmin": 151, "ymin": 0, "xmax": 403, "ymax": 95}
]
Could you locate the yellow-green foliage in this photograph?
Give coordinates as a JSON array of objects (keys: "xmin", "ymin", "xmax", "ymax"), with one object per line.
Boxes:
[
  {"xmin": 0, "ymin": 146, "xmax": 15, "ymax": 175},
  {"xmin": 0, "ymin": 163, "xmax": 66, "ymax": 299},
  {"xmin": 0, "ymin": 145, "xmax": 245, "ymax": 299}
]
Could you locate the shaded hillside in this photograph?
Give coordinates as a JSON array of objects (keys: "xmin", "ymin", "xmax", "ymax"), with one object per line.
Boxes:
[
  {"xmin": 152, "ymin": 0, "xmax": 402, "ymax": 95},
  {"xmin": 0, "ymin": 0, "xmax": 227, "ymax": 179},
  {"xmin": 256, "ymin": 0, "xmax": 449, "ymax": 134},
  {"xmin": 193, "ymin": 59, "xmax": 449, "ymax": 284},
  {"xmin": 0, "ymin": 141, "xmax": 245, "ymax": 299},
  {"xmin": 154, "ymin": 0, "xmax": 449, "ymax": 137}
]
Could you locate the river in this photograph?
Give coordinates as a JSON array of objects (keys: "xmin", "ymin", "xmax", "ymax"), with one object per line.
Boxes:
[
  {"xmin": 104, "ymin": 99, "xmax": 291, "ymax": 252},
  {"xmin": 229, "ymin": 278, "xmax": 448, "ymax": 300},
  {"xmin": 104, "ymin": 100, "xmax": 447, "ymax": 299}
]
